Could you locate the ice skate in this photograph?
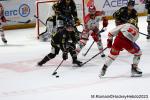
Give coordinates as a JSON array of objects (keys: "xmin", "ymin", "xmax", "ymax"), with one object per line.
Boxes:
[
  {"xmin": 2, "ymin": 38, "xmax": 7, "ymax": 44},
  {"xmin": 37, "ymin": 61, "xmax": 43, "ymax": 66},
  {"xmin": 72, "ymin": 59, "xmax": 83, "ymax": 67},
  {"xmin": 99, "ymin": 65, "xmax": 107, "ymax": 77},
  {"xmin": 131, "ymin": 64, "xmax": 142, "ymax": 77},
  {"xmin": 37, "ymin": 56, "xmax": 51, "ymax": 67}
]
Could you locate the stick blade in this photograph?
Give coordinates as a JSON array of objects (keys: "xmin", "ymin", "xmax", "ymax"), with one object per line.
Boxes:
[
  {"xmin": 25, "ymin": 20, "xmax": 31, "ymax": 23},
  {"xmin": 52, "ymin": 72, "xmax": 57, "ymax": 75},
  {"xmin": 82, "ymin": 52, "xmax": 86, "ymax": 56},
  {"xmin": 18, "ymin": 20, "xmax": 31, "ymax": 23}
]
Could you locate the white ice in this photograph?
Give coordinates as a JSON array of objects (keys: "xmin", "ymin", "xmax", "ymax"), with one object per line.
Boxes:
[{"xmin": 0, "ymin": 16, "xmax": 150, "ymax": 100}]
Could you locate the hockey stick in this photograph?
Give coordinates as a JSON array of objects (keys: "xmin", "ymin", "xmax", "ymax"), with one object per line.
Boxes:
[
  {"xmin": 82, "ymin": 28, "xmax": 105, "ymax": 56},
  {"xmin": 139, "ymin": 32, "xmax": 150, "ymax": 37},
  {"xmin": 34, "ymin": 15, "xmax": 46, "ymax": 26},
  {"xmin": 6, "ymin": 19, "xmax": 31, "ymax": 24},
  {"xmin": 81, "ymin": 47, "xmax": 107, "ymax": 66},
  {"xmin": 82, "ymin": 41, "xmax": 94, "ymax": 56},
  {"xmin": 52, "ymin": 60, "xmax": 64, "ymax": 76}
]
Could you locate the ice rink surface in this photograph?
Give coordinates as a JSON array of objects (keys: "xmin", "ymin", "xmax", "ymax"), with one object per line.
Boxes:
[{"xmin": 0, "ymin": 16, "xmax": 150, "ymax": 100}]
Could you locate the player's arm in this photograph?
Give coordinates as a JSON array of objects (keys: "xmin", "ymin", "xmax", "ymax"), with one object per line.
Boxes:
[
  {"xmin": 131, "ymin": 10, "xmax": 138, "ymax": 26},
  {"xmin": 107, "ymin": 24, "xmax": 124, "ymax": 48},
  {"xmin": 46, "ymin": 17, "xmax": 54, "ymax": 35}
]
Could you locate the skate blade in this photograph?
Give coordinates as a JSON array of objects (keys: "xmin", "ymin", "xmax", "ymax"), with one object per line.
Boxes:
[
  {"xmin": 72, "ymin": 64, "xmax": 82, "ymax": 67},
  {"xmin": 0, "ymin": 44, "xmax": 24, "ymax": 47},
  {"xmin": 99, "ymin": 75, "xmax": 103, "ymax": 78},
  {"xmin": 131, "ymin": 73, "xmax": 142, "ymax": 77},
  {"xmin": 98, "ymin": 72, "xmax": 105, "ymax": 78}
]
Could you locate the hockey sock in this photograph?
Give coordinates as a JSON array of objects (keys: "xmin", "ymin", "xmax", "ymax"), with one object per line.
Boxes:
[{"xmin": 105, "ymin": 54, "xmax": 118, "ymax": 67}]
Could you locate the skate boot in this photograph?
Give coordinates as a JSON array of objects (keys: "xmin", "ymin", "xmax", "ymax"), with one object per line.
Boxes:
[
  {"xmin": 37, "ymin": 56, "xmax": 50, "ymax": 67},
  {"xmin": 131, "ymin": 64, "xmax": 142, "ymax": 77},
  {"xmin": 37, "ymin": 61, "xmax": 44, "ymax": 66},
  {"xmin": 72, "ymin": 59, "xmax": 83, "ymax": 67},
  {"xmin": 99, "ymin": 65, "xmax": 108, "ymax": 77},
  {"xmin": 2, "ymin": 38, "xmax": 7, "ymax": 44}
]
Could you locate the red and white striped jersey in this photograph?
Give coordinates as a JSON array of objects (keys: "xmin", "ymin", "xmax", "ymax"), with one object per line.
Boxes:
[{"xmin": 108, "ymin": 23, "xmax": 139, "ymax": 42}]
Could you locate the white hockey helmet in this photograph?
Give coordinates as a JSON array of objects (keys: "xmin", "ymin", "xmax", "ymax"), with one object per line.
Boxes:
[{"xmin": 88, "ymin": 5, "xmax": 96, "ymax": 14}]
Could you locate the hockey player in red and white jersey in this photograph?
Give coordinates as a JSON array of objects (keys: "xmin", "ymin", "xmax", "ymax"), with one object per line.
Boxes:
[
  {"xmin": 99, "ymin": 18, "xmax": 142, "ymax": 77},
  {"xmin": 0, "ymin": 3, "xmax": 7, "ymax": 44},
  {"xmin": 76, "ymin": 4, "xmax": 108, "ymax": 57}
]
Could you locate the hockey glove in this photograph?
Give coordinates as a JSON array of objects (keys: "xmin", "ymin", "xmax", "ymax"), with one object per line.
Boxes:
[
  {"xmin": 102, "ymin": 17, "xmax": 108, "ymax": 27},
  {"xmin": 99, "ymin": 27, "xmax": 106, "ymax": 33},
  {"xmin": 107, "ymin": 39, "xmax": 113, "ymax": 48},
  {"xmin": 62, "ymin": 51, "xmax": 68, "ymax": 60},
  {"xmin": 74, "ymin": 17, "xmax": 81, "ymax": 26}
]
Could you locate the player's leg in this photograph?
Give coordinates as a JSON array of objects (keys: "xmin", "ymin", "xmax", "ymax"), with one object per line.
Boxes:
[
  {"xmin": 95, "ymin": 34, "xmax": 105, "ymax": 57},
  {"xmin": 126, "ymin": 42, "xmax": 142, "ymax": 77},
  {"xmin": 76, "ymin": 30, "xmax": 89, "ymax": 55},
  {"xmin": 99, "ymin": 37, "xmax": 122, "ymax": 77},
  {"xmin": 69, "ymin": 43, "xmax": 82, "ymax": 67},
  {"xmin": 37, "ymin": 46, "xmax": 60, "ymax": 66},
  {"xmin": 100, "ymin": 49, "xmax": 119, "ymax": 76},
  {"xmin": 0, "ymin": 25, "xmax": 7, "ymax": 44},
  {"xmin": 76, "ymin": 39, "xmax": 88, "ymax": 55}
]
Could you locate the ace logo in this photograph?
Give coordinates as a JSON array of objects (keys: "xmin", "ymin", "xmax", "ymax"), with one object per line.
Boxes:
[{"xmin": 103, "ymin": 0, "xmax": 128, "ymax": 8}]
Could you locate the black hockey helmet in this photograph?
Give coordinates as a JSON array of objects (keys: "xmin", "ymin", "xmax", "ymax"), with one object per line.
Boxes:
[
  {"xmin": 128, "ymin": 0, "xmax": 135, "ymax": 6},
  {"xmin": 52, "ymin": 3, "xmax": 59, "ymax": 10},
  {"xmin": 52, "ymin": 3, "xmax": 60, "ymax": 14}
]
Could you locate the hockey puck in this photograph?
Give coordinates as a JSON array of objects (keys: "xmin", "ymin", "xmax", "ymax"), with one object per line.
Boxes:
[{"xmin": 56, "ymin": 75, "xmax": 59, "ymax": 78}]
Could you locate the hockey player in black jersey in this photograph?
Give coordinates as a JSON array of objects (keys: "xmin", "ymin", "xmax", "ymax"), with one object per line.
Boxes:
[
  {"xmin": 113, "ymin": 0, "xmax": 138, "ymax": 26},
  {"xmin": 145, "ymin": 0, "xmax": 150, "ymax": 39},
  {"xmin": 37, "ymin": 1, "xmax": 82, "ymax": 67},
  {"xmin": 0, "ymin": 3, "xmax": 7, "ymax": 44},
  {"xmin": 56, "ymin": 0, "xmax": 82, "ymax": 66}
]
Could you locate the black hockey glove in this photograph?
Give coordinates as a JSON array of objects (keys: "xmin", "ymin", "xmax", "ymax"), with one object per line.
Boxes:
[{"xmin": 62, "ymin": 51, "xmax": 68, "ymax": 60}]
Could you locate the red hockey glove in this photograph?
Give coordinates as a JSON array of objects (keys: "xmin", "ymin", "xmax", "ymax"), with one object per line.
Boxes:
[
  {"xmin": 91, "ymin": 32, "xmax": 99, "ymax": 42},
  {"xmin": 102, "ymin": 17, "xmax": 108, "ymax": 27},
  {"xmin": 107, "ymin": 39, "xmax": 112, "ymax": 48}
]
